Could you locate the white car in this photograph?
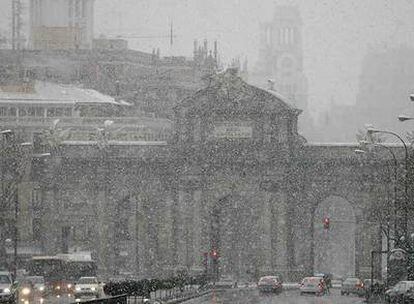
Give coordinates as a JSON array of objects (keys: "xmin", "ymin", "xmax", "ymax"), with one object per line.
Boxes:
[
  {"xmin": 300, "ymin": 276, "xmax": 326, "ymax": 296},
  {"xmin": 0, "ymin": 271, "xmax": 16, "ymax": 304},
  {"xmin": 74, "ymin": 277, "xmax": 101, "ymax": 299}
]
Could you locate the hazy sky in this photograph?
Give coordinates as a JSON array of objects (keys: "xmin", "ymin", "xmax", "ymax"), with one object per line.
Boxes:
[
  {"xmin": 93, "ymin": 0, "xmax": 414, "ymax": 117},
  {"xmin": 1, "ymin": 0, "xmax": 414, "ymax": 117}
]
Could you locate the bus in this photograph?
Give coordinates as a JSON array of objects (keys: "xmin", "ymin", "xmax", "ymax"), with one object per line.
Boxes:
[{"xmin": 26, "ymin": 254, "xmax": 97, "ymax": 295}]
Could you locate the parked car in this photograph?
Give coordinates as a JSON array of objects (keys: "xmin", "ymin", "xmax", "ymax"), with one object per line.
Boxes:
[
  {"xmin": 0, "ymin": 271, "xmax": 17, "ymax": 304},
  {"xmin": 74, "ymin": 277, "xmax": 101, "ymax": 299},
  {"xmin": 257, "ymin": 276, "xmax": 283, "ymax": 294},
  {"xmin": 300, "ymin": 276, "xmax": 326, "ymax": 296},
  {"xmin": 341, "ymin": 277, "xmax": 365, "ymax": 296},
  {"xmin": 385, "ymin": 281, "xmax": 414, "ymax": 304}
]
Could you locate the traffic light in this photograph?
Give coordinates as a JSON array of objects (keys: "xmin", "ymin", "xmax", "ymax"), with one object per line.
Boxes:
[
  {"xmin": 323, "ymin": 217, "xmax": 330, "ymax": 230},
  {"xmin": 211, "ymin": 249, "xmax": 219, "ymax": 259}
]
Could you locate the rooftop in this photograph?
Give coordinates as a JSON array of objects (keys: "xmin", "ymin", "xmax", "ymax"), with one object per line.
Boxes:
[{"xmin": 0, "ymin": 81, "xmax": 129, "ymax": 106}]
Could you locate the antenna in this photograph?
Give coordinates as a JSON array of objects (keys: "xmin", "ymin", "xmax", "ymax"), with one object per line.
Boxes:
[{"xmin": 170, "ymin": 20, "xmax": 174, "ymax": 47}]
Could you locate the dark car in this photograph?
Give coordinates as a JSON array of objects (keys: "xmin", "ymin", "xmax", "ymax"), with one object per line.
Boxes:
[
  {"xmin": 385, "ymin": 281, "xmax": 414, "ymax": 304},
  {"xmin": 363, "ymin": 279, "xmax": 385, "ymax": 295},
  {"xmin": 257, "ymin": 276, "xmax": 283, "ymax": 294}
]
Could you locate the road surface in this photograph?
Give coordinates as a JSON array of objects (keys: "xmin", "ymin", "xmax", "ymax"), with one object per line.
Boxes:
[{"xmin": 183, "ymin": 288, "xmax": 369, "ymax": 304}]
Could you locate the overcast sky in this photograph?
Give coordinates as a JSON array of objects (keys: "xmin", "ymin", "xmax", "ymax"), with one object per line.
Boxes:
[
  {"xmin": 94, "ymin": 0, "xmax": 414, "ymax": 117},
  {"xmin": 1, "ymin": 0, "xmax": 413, "ymax": 117}
]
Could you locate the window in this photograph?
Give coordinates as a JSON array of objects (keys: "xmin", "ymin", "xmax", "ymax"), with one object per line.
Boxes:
[
  {"xmin": 9, "ymin": 107, "xmax": 16, "ymax": 116},
  {"xmin": 117, "ymin": 218, "xmax": 130, "ymax": 240},
  {"xmin": 47, "ymin": 108, "xmax": 55, "ymax": 117},
  {"xmin": 32, "ymin": 218, "xmax": 42, "ymax": 241},
  {"xmin": 64, "ymin": 108, "xmax": 72, "ymax": 117},
  {"xmin": 19, "ymin": 107, "xmax": 27, "ymax": 116},
  {"xmin": 35, "ymin": 107, "xmax": 44, "ymax": 117},
  {"xmin": 47, "ymin": 107, "xmax": 70, "ymax": 117}
]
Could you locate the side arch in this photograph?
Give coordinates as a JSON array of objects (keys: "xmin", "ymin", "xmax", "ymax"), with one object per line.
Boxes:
[{"xmin": 313, "ymin": 195, "xmax": 356, "ymax": 278}]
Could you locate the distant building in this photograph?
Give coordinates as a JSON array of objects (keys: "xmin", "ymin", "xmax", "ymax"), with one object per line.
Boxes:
[
  {"xmin": 92, "ymin": 38, "xmax": 128, "ymax": 51},
  {"xmin": 315, "ymin": 47, "xmax": 414, "ymax": 142},
  {"xmin": 29, "ymin": 0, "xmax": 95, "ymax": 49},
  {"xmin": 252, "ymin": 6, "xmax": 311, "ymax": 138}
]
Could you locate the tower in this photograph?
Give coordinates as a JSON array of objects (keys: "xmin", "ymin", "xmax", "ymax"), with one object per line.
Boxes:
[
  {"xmin": 254, "ymin": 6, "xmax": 308, "ymax": 113},
  {"xmin": 29, "ymin": 0, "xmax": 95, "ymax": 50}
]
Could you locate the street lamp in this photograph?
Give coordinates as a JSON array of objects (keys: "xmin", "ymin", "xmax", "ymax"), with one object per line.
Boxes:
[
  {"xmin": 356, "ymin": 144, "xmax": 399, "ymax": 254},
  {"xmin": 0, "ymin": 130, "xmax": 50, "ymax": 278},
  {"xmin": 366, "ymin": 127, "xmax": 409, "ymax": 245},
  {"xmin": 398, "ymin": 114, "xmax": 414, "ymax": 122}
]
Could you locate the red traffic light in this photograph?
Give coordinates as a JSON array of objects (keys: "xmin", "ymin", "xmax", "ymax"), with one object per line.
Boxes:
[
  {"xmin": 323, "ymin": 217, "xmax": 330, "ymax": 229},
  {"xmin": 211, "ymin": 250, "xmax": 219, "ymax": 259}
]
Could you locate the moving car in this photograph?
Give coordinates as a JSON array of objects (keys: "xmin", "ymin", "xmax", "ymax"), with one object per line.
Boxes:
[
  {"xmin": 24, "ymin": 276, "xmax": 46, "ymax": 297},
  {"xmin": 299, "ymin": 276, "xmax": 326, "ymax": 296},
  {"xmin": 258, "ymin": 276, "xmax": 283, "ymax": 294},
  {"xmin": 341, "ymin": 277, "xmax": 365, "ymax": 296},
  {"xmin": 385, "ymin": 281, "xmax": 414, "ymax": 304},
  {"xmin": 17, "ymin": 280, "xmax": 35, "ymax": 304},
  {"xmin": 74, "ymin": 277, "xmax": 101, "ymax": 300},
  {"xmin": 0, "ymin": 271, "xmax": 17, "ymax": 304}
]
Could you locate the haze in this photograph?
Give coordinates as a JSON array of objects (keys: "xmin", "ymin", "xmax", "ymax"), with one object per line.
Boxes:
[{"xmin": 93, "ymin": 0, "xmax": 414, "ymax": 118}]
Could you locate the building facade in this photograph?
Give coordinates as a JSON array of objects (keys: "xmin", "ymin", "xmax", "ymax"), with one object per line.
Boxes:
[
  {"xmin": 253, "ymin": 6, "xmax": 308, "ymax": 116},
  {"xmin": 0, "ymin": 69, "xmax": 401, "ymax": 281},
  {"xmin": 30, "ymin": 0, "xmax": 95, "ymax": 49}
]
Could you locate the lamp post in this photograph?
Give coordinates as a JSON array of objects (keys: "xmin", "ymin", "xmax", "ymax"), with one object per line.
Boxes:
[
  {"xmin": 0, "ymin": 130, "xmax": 50, "ymax": 278},
  {"xmin": 96, "ymin": 120, "xmax": 114, "ymax": 275},
  {"xmin": 355, "ymin": 144, "xmax": 398, "ymax": 241},
  {"xmin": 355, "ymin": 144, "xmax": 399, "ymax": 284},
  {"xmin": 366, "ymin": 127, "xmax": 409, "ymax": 244}
]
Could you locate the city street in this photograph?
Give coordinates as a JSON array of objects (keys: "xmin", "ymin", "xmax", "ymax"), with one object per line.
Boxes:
[{"xmin": 183, "ymin": 289, "xmax": 367, "ymax": 304}]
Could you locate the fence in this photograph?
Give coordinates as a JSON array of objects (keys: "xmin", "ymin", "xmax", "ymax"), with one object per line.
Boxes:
[
  {"xmin": 71, "ymin": 294, "xmax": 128, "ymax": 304},
  {"xmin": 127, "ymin": 285, "xmax": 202, "ymax": 304}
]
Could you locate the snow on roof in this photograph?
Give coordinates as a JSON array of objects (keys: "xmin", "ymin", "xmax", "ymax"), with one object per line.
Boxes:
[
  {"xmin": 0, "ymin": 81, "xmax": 128, "ymax": 106},
  {"xmin": 62, "ymin": 140, "xmax": 168, "ymax": 146},
  {"xmin": 306, "ymin": 142, "xmax": 407, "ymax": 148},
  {"xmin": 305, "ymin": 142, "xmax": 359, "ymax": 147}
]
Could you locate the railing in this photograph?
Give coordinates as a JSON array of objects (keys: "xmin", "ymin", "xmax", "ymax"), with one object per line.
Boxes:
[
  {"xmin": 127, "ymin": 285, "xmax": 201, "ymax": 304},
  {"xmin": 0, "ymin": 116, "xmax": 173, "ymax": 128},
  {"xmin": 71, "ymin": 294, "xmax": 128, "ymax": 304}
]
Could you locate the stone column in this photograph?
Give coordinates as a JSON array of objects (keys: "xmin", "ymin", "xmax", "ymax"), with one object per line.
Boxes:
[{"xmin": 271, "ymin": 192, "xmax": 289, "ymax": 277}]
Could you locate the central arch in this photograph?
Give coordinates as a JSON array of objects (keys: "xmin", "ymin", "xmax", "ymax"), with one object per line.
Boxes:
[
  {"xmin": 313, "ymin": 196, "xmax": 356, "ymax": 278},
  {"xmin": 210, "ymin": 194, "xmax": 259, "ymax": 279}
]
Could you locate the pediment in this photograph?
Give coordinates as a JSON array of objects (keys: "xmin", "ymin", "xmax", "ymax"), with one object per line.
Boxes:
[{"xmin": 176, "ymin": 69, "xmax": 301, "ymax": 116}]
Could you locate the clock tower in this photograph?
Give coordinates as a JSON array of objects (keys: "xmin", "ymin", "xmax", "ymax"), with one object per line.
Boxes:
[{"xmin": 254, "ymin": 6, "xmax": 308, "ymax": 118}]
